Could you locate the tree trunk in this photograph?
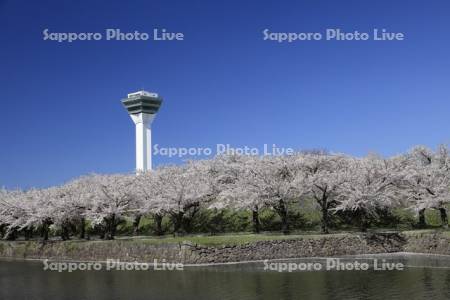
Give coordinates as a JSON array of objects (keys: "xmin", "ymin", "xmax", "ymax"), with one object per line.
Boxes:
[
  {"xmin": 42, "ymin": 223, "xmax": 50, "ymax": 241},
  {"xmin": 79, "ymin": 218, "xmax": 86, "ymax": 239},
  {"xmin": 154, "ymin": 214, "xmax": 163, "ymax": 236},
  {"xmin": 439, "ymin": 208, "xmax": 448, "ymax": 228},
  {"xmin": 276, "ymin": 200, "xmax": 289, "ymax": 235},
  {"xmin": 360, "ymin": 224, "xmax": 368, "ymax": 232},
  {"xmin": 61, "ymin": 221, "xmax": 71, "ymax": 241},
  {"xmin": 171, "ymin": 212, "xmax": 184, "ymax": 235},
  {"xmin": 360, "ymin": 213, "xmax": 368, "ymax": 232},
  {"xmin": 104, "ymin": 214, "xmax": 117, "ymax": 240},
  {"xmin": 252, "ymin": 207, "xmax": 260, "ymax": 234},
  {"xmin": 41, "ymin": 219, "xmax": 53, "ymax": 242},
  {"xmin": 321, "ymin": 206, "xmax": 329, "ymax": 234},
  {"xmin": 111, "ymin": 219, "xmax": 116, "ymax": 239},
  {"xmin": 24, "ymin": 227, "xmax": 33, "ymax": 240},
  {"xmin": 4, "ymin": 228, "xmax": 17, "ymax": 241},
  {"xmin": 97, "ymin": 224, "xmax": 105, "ymax": 239},
  {"xmin": 318, "ymin": 195, "xmax": 330, "ymax": 234},
  {"xmin": 183, "ymin": 205, "xmax": 199, "ymax": 234},
  {"xmin": 109, "ymin": 214, "xmax": 117, "ymax": 239},
  {"xmin": 132, "ymin": 214, "xmax": 142, "ymax": 236},
  {"xmin": 0, "ymin": 225, "xmax": 6, "ymax": 238},
  {"xmin": 418, "ymin": 209, "xmax": 426, "ymax": 228}
]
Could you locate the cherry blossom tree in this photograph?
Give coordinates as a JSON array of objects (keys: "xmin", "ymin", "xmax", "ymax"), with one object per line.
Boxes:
[
  {"xmin": 0, "ymin": 144, "xmax": 447, "ymax": 239},
  {"xmin": 0, "ymin": 188, "xmax": 57, "ymax": 241},
  {"xmin": 0, "ymin": 188, "xmax": 9, "ymax": 237},
  {"xmin": 334, "ymin": 154, "xmax": 401, "ymax": 232},
  {"xmin": 227, "ymin": 155, "xmax": 305, "ymax": 234},
  {"xmin": 133, "ymin": 171, "xmax": 166, "ymax": 235},
  {"xmin": 401, "ymin": 146, "xmax": 450, "ymax": 228},
  {"xmin": 0, "ymin": 188, "xmax": 25, "ymax": 240},
  {"xmin": 212, "ymin": 155, "xmax": 265, "ymax": 233},
  {"xmin": 84, "ymin": 174, "xmax": 137, "ymax": 239},
  {"xmin": 55, "ymin": 177, "xmax": 94, "ymax": 239},
  {"xmin": 153, "ymin": 160, "xmax": 213, "ymax": 235},
  {"xmin": 301, "ymin": 153, "xmax": 351, "ymax": 233}
]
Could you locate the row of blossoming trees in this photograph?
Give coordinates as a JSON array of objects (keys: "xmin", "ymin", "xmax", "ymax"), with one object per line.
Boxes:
[{"xmin": 0, "ymin": 145, "xmax": 449, "ymax": 241}]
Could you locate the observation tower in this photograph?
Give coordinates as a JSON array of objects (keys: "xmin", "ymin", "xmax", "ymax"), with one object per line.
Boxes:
[{"xmin": 122, "ymin": 90, "xmax": 162, "ymax": 172}]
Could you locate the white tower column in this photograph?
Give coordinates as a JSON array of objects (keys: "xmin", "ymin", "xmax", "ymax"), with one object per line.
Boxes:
[
  {"xmin": 122, "ymin": 90, "xmax": 162, "ymax": 174},
  {"xmin": 130, "ymin": 113, "xmax": 155, "ymax": 172}
]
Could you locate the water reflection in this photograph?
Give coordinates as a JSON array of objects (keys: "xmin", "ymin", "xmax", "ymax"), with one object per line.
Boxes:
[{"xmin": 0, "ymin": 254, "xmax": 448, "ymax": 300}]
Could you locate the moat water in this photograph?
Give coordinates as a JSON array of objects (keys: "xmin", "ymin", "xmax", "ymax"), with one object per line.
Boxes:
[{"xmin": 0, "ymin": 253, "xmax": 449, "ymax": 300}]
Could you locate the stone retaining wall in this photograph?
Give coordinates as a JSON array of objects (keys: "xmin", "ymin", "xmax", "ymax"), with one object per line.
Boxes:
[{"xmin": 0, "ymin": 232, "xmax": 448, "ymax": 264}]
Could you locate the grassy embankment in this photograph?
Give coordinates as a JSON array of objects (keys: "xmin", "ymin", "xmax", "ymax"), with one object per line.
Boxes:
[{"xmin": 92, "ymin": 229, "xmax": 450, "ymax": 246}]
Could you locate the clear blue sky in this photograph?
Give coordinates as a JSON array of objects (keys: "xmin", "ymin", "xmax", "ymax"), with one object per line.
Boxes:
[{"xmin": 1, "ymin": 0, "xmax": 449, "ymax": 188}]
